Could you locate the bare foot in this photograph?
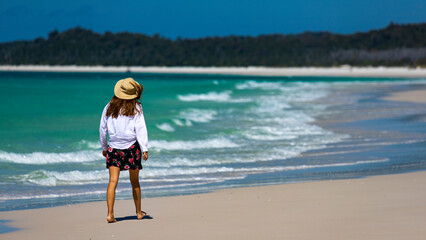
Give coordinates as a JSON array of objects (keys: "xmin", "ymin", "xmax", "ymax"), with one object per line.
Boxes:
[
  {"xmin": 137, "ymin": 211, "xmax": 147, "ymax": 220},
  {"xmin": 107, "ymin": 215, "xmax": 117, "ymax": 223}
]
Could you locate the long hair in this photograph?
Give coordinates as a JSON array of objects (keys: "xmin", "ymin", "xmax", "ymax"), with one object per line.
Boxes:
[{"xmin": 106, "ymin": 85, "xmax": 143, "ymax": 118}]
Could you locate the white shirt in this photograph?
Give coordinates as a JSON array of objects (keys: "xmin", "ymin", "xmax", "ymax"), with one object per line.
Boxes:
[{"xmin": 99, "ymin": 103, "xmax": 148, "ymax": 152}]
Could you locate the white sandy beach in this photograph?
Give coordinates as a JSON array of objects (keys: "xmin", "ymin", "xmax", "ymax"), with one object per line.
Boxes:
[
  {"xmin": 1, "ymin": 65, "xmax": 426, "ymax": 78},
  {"xmin": 1, "ymin": 171, "xmax": 425, "ymax": 240}
]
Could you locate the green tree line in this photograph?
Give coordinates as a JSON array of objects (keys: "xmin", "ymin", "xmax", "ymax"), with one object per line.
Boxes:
[{"xmin": 0, "ymin": 22, "xmax": 425, "ymax": 66}]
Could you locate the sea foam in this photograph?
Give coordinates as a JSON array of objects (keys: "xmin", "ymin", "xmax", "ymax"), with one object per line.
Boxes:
[
  {"xmin": 11, "ymin": 158, "xmax": 388, "ymax": 187},
  {"xmin": 178, "ymin": 91, "xmax": 232, "ymax": 102},
  {"xmin": 0, "ymin": 150, "xmax": 102, "ymax": 164},
  {"xmin": 178, "ymin": 108, "xmax": 217, "ymax": 123},
  {"xmin": 150, "ymin": 137, "xmax": 239, "ymax": 151},
  {"xmin": 236, "ymin": 81, "xmax": 283, "ymax": 90},
  {"xmin": 156, "ymin": 123, "xmax": 175, "ymax": 132}
]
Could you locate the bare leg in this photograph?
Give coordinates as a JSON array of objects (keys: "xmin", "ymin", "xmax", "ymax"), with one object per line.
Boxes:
[
  {"xmin": 107, "ymin": 166, "xmax": 120, "ymax": 223},
  {"xmin": 129, "ymin": 169, "xmax": 145, "ymax": 219}
]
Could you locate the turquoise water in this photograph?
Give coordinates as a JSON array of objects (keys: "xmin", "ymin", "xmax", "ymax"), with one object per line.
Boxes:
[{"xmin": 0, "ymin": 72, "xmax": 425, "ymax": 211}]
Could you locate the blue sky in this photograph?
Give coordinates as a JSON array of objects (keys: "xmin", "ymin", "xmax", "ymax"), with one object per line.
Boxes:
[{"xmin": 0, "ymin": 0, "xmax": 425, "ymax": 42}]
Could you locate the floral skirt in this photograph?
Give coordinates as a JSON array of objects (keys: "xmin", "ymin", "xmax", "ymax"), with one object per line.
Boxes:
[{"xmin": 106, "ymin": 141, "xmax": 143, "ymax": 171}]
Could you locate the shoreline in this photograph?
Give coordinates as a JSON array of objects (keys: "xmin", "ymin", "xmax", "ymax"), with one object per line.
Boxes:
[
  {"xmin": 384, "ymin": 89, "xmax": 426, "ymax": 103},
  {"xmin": 1, "ymin": 65, "xmax": 426, "ymax": 78},
  {"xmin": 1, "ymin": 170, "xmax": 425, "ymax": 240}
]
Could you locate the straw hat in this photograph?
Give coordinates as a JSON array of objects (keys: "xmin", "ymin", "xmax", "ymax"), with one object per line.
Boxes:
[{"xmin": 114, "ymin": 78, "xmax": 141, "ymax": 100}]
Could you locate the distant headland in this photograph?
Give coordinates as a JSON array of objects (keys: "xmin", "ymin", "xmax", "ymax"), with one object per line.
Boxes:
[{"xmin": 0, "ymin": 22, "xmax": 425, "ymax": 67}]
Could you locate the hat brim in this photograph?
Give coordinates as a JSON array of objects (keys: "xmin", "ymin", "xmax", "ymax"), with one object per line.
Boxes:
[{"xmin": 114, "ymin": 79, "xmax": 138, "ymax": 100}]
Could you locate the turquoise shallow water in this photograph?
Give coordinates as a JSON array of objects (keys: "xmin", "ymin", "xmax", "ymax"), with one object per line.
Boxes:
[{"xmin": 0, "ymin": 72, "xmax": 425, "ymax": 211}]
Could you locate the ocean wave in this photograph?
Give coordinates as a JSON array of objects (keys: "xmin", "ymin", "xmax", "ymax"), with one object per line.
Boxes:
[
  {"xmin": 145, "ymin": 157, "xmax": 219, "ymax": 167},
  {"xmin": 236, "ymin": 81, "xmax": 282, "ymax": 90},
  {"xmin": 240, "ymin": 108, "xmax": 326, "ymax": 142},
  {"xmin": 22, "ymin": 166, "xmax": 233, "ymax": 186},
  {"xmin": 8, "ymin": 158, "xmax": 388, "ymax": 187},
  {"xmin": 150, "ymin": 137, "xmax": 239, "ymax": 151},
  {"xmin": 172, "ymin": 118, "xmax": 192, "ymax": 127},
  {"xmin": 0, "ymin": 183, "xmax": 204, "ymax": 201},
  {"xmin": 146, "ymin": 134, "xmax": 345, "ymax": 167},
  {"xmin": 14, "ymin": 169, "xmax": 108, "ymax": 186},
  {"xmin": 0, "ymin": 137, "xmax": 239, "ymax": 165},
  {"xmin": 7, "ymin": 168, "xmax": 246, "ymax": 187},
  {"xmin": 178, "ymin": 91, "xmax": 232, "ymax": 102},
  {"xmin": 145, "ymin": 158, "xmax": 389, "ymax": 178},
  {"xmin": 331, "ymin": 139, "xmax": 425, "ymax": 148},
  {"xmin": 0, "ymin": 178, "xmax": 246, "ymax": 201},
  {"xmin": 177, "ymin": 91, "xmax": 250, "ymax": 103},
  {"xmin": 253, "ymin": 97, "xmax": 292, "ymax": 113},
  {"xmin": 233, "ymin": 80, "xmax": 336, "ymax": 155},
  {"xmin": 178, "ymin": 108, "xmax": 217, "ymax": 123},
  {"xmin": 144, "ymin": 149, "xmax": 303, "ymax": 167},
  {"xmin": 0, "ymin": 189, "xmax": 109, "ymax": 201},
  {"xmin": 0, "ymin": 150, "xmax": 102, "ymax": 165},
  {"xmin": 78, "ymin": 140, "xmax": 101, "ymax": 149},
  {"xmin": 236, "ymin": 80, "xmax": 329, "ymax": 103},
  {"xmin": 172, "ymin": 119, "xmax": 184, "ymax": 126},
  {"xmin": 242, "ymin": 123, "xmax": 328, "ymax": 141},
  {"xmin": 156, "ymin": 123, "xmax": 175, "ymax": 132}
]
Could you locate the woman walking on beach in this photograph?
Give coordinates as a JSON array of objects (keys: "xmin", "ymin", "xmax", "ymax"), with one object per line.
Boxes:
[{"xmin": 99, "ymin": 78, "xmax": 149, "ymax": 223}]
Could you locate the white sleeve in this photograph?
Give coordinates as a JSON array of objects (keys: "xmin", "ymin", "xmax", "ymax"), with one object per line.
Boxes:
[
  {"xmin": 99, "ymin": 105, "xmax": 108, "ymax": 151},
  {"xmin": 135, "ymin": 109, "xmax": 149, "ymax": 152}
]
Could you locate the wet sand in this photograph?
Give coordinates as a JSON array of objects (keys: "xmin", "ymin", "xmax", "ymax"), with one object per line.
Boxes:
[{"xmin": 384, "ymin": 90, "xmax": 426, "ymax": 103}]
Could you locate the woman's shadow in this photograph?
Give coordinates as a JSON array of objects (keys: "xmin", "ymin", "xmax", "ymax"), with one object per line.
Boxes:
[{"xmin": 115, "ymin": 214, "xmax": 153, "ymax": 222}]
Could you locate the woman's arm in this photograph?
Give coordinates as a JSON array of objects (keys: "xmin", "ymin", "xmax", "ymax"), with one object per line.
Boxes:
[
  {"xmin": 135, "ymin": 109, "xmax": 149, "ymax": 158},
  {"xmin": 99, "ymin": 105, "xmax": 108, "ymax": 153}
]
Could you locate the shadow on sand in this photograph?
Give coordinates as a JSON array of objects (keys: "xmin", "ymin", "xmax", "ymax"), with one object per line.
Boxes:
[{"xmin": 115, "ymin": 214, "xmax": 153, "ymax": 222}]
